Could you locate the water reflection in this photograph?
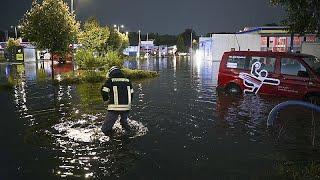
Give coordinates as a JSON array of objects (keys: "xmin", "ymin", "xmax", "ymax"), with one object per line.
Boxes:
[
  {"xmin": 51, "ymin": 112, "xmax": 148, "ymax": 178},
  {"xmin": 124, "ymin": 57, "xmax": 170, "ymax": 71},
  {"xmin": 1, "ymin": 57, "xmax": 320, "ymax": 179}
]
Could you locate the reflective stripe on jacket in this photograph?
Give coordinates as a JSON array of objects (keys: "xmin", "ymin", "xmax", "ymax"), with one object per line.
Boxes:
[{"xmin": 101, "ymin": 78, "xmax": 134, "ymax": 111}]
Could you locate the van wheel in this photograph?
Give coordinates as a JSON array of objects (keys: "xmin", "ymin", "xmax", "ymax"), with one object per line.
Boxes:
[{"xmin": 225, "ymin": 84, "xmax": 242, "ymax": 95}]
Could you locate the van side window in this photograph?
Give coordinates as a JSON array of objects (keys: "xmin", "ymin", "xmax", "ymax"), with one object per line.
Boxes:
[
  {"xmin": 281, "ymin": 58, "xmax": 307, "ymax": 76},
  {"xmin": 226, "ymin": 56, "xmax": 247, "ymax": 69},
  {"xmin": 249, "ymin": 57, "xmax": 276, "ymax": 73}
]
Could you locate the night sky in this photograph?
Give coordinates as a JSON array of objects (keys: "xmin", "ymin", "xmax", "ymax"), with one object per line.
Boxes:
[{"xmin": 0, "ymin": 0, "xmax": 285, "ymax": 35}]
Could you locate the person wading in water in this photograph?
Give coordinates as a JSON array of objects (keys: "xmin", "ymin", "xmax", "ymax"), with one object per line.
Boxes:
[{"xmin": 101, "ymin": 66, "xmax": 134, "ymax": 135}]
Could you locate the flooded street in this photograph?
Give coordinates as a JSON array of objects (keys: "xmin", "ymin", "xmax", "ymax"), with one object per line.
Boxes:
[{"xmin": 1, "ymin": 57, "xmax": 320, "ymax": 179}]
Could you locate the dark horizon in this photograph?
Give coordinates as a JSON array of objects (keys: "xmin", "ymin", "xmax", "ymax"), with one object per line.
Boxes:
[{"xmin": 0, "ymin": 0, "xmax": 285, "ymax": 35}]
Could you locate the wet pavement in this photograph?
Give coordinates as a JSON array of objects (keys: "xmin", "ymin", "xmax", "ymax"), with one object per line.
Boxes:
[{"xmin": 0, "ymin": 57, "xmax": 320, "ymax": 179}]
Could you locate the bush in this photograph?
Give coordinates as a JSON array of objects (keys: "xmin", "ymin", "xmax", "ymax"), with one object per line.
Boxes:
[
  {"xmin": 4, "ymin": 38, "xmax": 20, "ymax": 61},
  {"xmin": 36, "ymin": 68, "xmax": 48, "ymax": 81},
  {"xmin": 105, "ymin": 50, "xmax": 124, "ymax": 68},
  {"xmin": 75, "ymin": 49, "xmax": 105, "ymax": 70},
  {"xmin": 122, "ymin": 68, "xmax": 158, "ymax": 80},
  {"xmin": 82, "ymin": 70, "xmax": 105, "ymax": 83},
  {"xmin": 54, "ymin": 68, "xmax": 158, "ymax": 85},
  {"xmin": 277, "ymin": 161, "xmax": 320, "ymax": 179},
  {"xmin": 6, "ymin": 38, "xmax": 20, "ymax": 52},
  {"xmin": 75, "ymin": 49, "xmax": 124, "ymax": 70}
]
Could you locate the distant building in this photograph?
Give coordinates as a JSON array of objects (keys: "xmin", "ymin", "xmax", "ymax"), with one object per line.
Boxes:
[
  {"xmin": 198, "ymin": 37, "xmax": 213, "ymax": 60},
  {"xmin": 238, "ymin": 26, "xmax": 318, "ymax": 52},
  {"xmin": 0, "ymin": 41, "xmax": 37, "ymax": 62},
  {"xmin": 302, "ymin": 43, "xmax": 320, "ymax": 59},
  {"xmin": 167, "ymin": 45, "xmax": 177, "ymax": 55},
  {"xmin": 140, "ymin": 41, "xmax": 155, "ymax": 53},
  {"xmin": 198, "ymin": 34, "xmax": 261, "ymax": 60},
  {"xmin": 199, "ymin": 26, "xmax": 319, "ymax": 61},
  {"xmin": 123, "ymin": 46, "xmax": 138, "ymax": 56}
]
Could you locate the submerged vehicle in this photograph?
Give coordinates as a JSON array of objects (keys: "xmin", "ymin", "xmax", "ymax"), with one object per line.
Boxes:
[{"xmin": 217, "ymin": 51, "xmax": 320, "ymax": 101}]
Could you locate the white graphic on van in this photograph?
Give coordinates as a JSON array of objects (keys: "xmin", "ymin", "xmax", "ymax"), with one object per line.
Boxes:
[{"xmin": 239, "ymin": 62, "xmax": 280, "ymax": 94}]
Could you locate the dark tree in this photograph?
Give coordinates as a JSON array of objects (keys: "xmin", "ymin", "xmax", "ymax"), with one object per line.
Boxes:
[
  {"xmin": 271, "ymin": 0, "xmax": 320, "ymax": 34},
  {"xmin": 179, "ymin": 29, "xmax": 197, "ymax": 48},
  {"xmin": 128, "ymin": 32, "xmax": 177, "ymax": 46},
  {"xmin": 177, "ymin": 35, "xmax": 186, "ymax": 52}
]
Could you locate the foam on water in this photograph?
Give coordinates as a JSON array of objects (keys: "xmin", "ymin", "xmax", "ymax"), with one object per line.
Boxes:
[
  {"xmin": 52, "ymin": 114, "xmax": 148, "ymax": 143},
  {"xmin": 49, "ymin": 113, "xmax": 148, "ymax": 178}
]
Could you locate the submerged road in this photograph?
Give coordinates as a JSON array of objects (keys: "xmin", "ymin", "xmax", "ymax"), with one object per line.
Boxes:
[{"xmin": 0, "ymin": 57, "xmax": 320, "ymax": 179}]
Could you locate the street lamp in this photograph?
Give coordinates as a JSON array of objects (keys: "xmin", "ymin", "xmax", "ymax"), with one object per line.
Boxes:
[
  {"xmin": 137, "ymin": 30, "xmax": 141, "ymax": 58},
  {"xmin": 10, "ymin": 25, "xmax": 22, "ymax": 39},
  {"xmin": 190, "ymin": 30, "xmax": 193, "ymax": 57},
  {"xmin": 70, "ymin": 0, "xmax": 76, "ymax": 72},
  {"xmin": 71, "ymin": 0, "xmax": 74, "ymax": 13},
  {"xmin": 113, "ymin": 24, "xmax": 125, "ymax": 32}
]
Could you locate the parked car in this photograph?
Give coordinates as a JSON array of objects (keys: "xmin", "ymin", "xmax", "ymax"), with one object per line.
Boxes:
[{"xmin": 217, "ymin": 51, "xmax": 320, "ymax": 101}]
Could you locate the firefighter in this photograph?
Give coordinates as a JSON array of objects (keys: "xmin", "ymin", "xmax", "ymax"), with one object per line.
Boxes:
[{"xmin": 101, "ymin": 66, "xmax": 134, "ymax": 135}]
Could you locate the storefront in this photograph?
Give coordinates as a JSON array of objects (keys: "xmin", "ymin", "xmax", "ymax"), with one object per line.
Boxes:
[{"xmin": 239, "ymin": 26, "xmax": 318, "ymax": 52}]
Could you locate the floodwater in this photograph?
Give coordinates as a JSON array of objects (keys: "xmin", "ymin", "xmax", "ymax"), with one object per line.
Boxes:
[{"xmin": 0, "ymin": 57, "xmax": 320, "ymax": 179}]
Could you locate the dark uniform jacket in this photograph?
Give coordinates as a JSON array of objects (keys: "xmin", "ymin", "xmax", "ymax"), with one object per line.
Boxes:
[{"xmin": 101, "ymin": 69, "xmax": 134, "ymax": 111}]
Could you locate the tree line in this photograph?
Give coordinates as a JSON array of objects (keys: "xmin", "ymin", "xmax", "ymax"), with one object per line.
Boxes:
[{"xmin": 10, "ymin": 0, "xmax": 320, "ymax": 58}]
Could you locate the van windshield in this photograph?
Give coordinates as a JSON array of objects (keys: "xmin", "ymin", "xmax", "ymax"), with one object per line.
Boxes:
[{"xmin": 303, "ymin": 56, "xmax": 320, "ymax": 76}]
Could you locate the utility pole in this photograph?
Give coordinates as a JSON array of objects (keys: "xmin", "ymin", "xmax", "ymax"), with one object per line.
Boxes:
[
  {"xmin": 5, "ymin": 30, "xmax": 8, "ymax": 41},
  {"xmin": 14, "ymin": 27, "xmax": 17, "ymax": 39},
  {"xmin": 290, "ymin": 33, "xmax": 294, "ymax": 52},
  {"xmin": 71, "ymin": 0, "xmax": 74, "ymax": 14},
  {"xmin": 146, "ymin": 33, "xmax": 149, "ymax": 57},
  {"xmin": 71, "ymin": 0, "xmax": 75, "ymax": 73},
  {"xmin": 137, "ymin": 30, "xmax": 141, "ymax": 58},
  {"xmin": 190, "ymin": 30, "xmax": 193, "ymax": 57}
]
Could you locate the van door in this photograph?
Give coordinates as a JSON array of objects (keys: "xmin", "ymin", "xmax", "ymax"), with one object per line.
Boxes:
[
  {"xmin": 249, "ymin": 56, "xmax": 278, "ymax": 95},
  {"xmin": 238, "ymin": 56, "xmax": 278, "ymax": 95},
  {"xmin": 277, "ymin": 57, "xmax": 310, "ymax": 98}
]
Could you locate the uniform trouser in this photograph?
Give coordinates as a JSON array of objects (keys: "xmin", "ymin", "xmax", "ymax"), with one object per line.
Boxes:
[{"xmin": 101, "ymin": 110, "xmax": 130, "ymax": 135}]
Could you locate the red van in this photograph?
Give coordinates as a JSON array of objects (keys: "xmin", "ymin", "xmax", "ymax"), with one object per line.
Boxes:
[{"xmin": 217, "ymin": 51, "xmax": 320, "ymax": 101}]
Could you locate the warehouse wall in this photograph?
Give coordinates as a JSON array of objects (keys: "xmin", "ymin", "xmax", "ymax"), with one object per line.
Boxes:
[
  {"xmin": 211, "ymin": 34, "xmax": 261, "ymax": 61},
  {"xmin": 302, "ymin": 42, "xmax": 320, "ymax": 59}
]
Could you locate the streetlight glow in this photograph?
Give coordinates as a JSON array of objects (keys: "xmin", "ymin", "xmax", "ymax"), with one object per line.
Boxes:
[
  {"xmin": 10, "ymin": 25, "xmax": 21, "ymax": 39},
  {"xmin": 113, "ymin": 24, "xmax": 125, "ymax": 32}
]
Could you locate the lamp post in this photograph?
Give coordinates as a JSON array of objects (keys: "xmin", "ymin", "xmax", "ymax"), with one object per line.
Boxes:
[
  {"xmin": 190, "ymin": 30, "xmax": 193, "ymax": 57},
  {"xmin": 71, "ymin": 0, "xmax": 74, "ymax": 13},
  {"xmin": 71, "ymin": 0, "xmax": 75, "ymax": 72},
  {"xmin": 10, "ymin": 25, "xmax": 22, "ymax": 39},
  {"xmin": 137, "ymin": 30, "xmax": 141, "ymax": 58},
  {"xmin": 113, "ymin": 24, "xmax": 125, "ymax": 32}
]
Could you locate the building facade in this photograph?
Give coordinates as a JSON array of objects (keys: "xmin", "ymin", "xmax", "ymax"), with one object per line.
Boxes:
[{"xmin": 239, "ymin": 26, "xmax": 318, "ymax": 52}]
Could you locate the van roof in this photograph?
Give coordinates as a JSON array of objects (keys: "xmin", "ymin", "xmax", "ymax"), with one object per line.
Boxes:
[{"xmin": 224, "ymin": 51, "xmax": 312, "ymax": 58}]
